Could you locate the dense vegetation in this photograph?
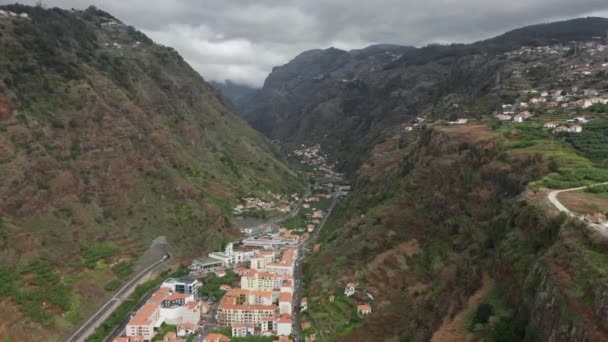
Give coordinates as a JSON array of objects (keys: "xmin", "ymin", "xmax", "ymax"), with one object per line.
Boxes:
[
  {"xmin": 302, "ymin": 125, "xmax": 608, "ymax": 341},
  {"xmin": 197, "ymin": 270, "xmax": 238, "ymax": 299},
  {"xmin": 0, "ymin": 5, "xmax": 302, "ymax": 341}
]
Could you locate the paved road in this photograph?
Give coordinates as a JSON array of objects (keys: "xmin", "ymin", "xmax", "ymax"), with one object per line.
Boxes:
[
  {"xmin": 66, "ymin": 254, "xmax": 170, "ymax": 342},
  {"xmin": 547, "ymin": 182, "xmax": 608, "ymax": 216},
  {"xmin": 547, "ymin": 182, "xmax": 608, "ymax": 238},
  {"xmin": 292, "ymin": 191, "xmax": 340, "ymax": 341}
]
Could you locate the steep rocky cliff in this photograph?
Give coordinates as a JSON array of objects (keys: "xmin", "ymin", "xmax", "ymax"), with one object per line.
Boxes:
[{"xmin": 302, "ymin": 124, "xmax": 608, "ymax": 341}]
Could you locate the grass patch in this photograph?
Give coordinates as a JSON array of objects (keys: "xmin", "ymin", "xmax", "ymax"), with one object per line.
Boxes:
[
  {"xmin": 197, "ymin": 270, "xmax": 237, "ymax": 299},
  {"xmin": 111, "ymin": 261, "xmax": 134, "ymax": 279},
  {"xmin": 79, "ymin": 241, "xmax": 119, "ymax": 268}
]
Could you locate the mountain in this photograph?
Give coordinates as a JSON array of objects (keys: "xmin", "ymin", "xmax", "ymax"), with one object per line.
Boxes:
[
  {"xmin": 239, "ymin": 16, "xmax": 608, "ymax": 341},
  {"xmin": 303, "ymin": 124, "xmax": 608, "ymax": 341},
  {"xmin": 0, "ymin": 5, "xmax": 301, "ymax": 340},
  {"xmin": 209, "ymin": 80, "xmax": 257, "ymax": 111},
  {"xmin": 240, "ymin": 17, "xmax": 608, "ymax": 173}
]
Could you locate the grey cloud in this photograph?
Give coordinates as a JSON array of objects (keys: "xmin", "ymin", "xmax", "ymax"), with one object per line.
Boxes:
[{"xmin": 3, "ymin": 0, "xmax": 608, "ymax": 86}]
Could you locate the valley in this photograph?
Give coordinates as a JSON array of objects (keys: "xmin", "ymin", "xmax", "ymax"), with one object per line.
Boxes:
[{"xmin": 1, "ymin": 3, "xmax": 608, "ymax": 342}]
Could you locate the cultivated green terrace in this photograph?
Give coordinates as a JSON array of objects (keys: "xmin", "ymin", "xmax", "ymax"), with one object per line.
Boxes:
[{"xmin": 0, "ymin": 5, "xmax": 302, "ymax": 341}]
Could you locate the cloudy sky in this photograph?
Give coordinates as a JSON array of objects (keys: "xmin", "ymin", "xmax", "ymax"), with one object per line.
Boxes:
[{"xmin": 3, "ymin": 1, "xmax": 608, "ymax": 87}]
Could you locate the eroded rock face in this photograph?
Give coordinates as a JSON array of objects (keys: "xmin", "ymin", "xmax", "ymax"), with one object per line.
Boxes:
[{"xmin": 0, "ymin": 100, "xmax": 12, "ymax": 120}]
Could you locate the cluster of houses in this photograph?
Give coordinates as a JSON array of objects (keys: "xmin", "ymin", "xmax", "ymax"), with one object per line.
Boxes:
[
  {"xmin": 325, "ymin": 282, "xmax": 373, "ymax": 318},
  {"xmin": 509, "ymin": 38, "xmax": 608, "ymax": 89},
  {"xmin": 494, "ymin": 86, "xmax": 605, "ymax": 132},
  {"xmin": 186, "ymin": 232, "xmax": 311, "ymax": 341},
  {"xmin": 293, "ymin": 144, "xmax": 344, "ymax": 182},
  {"xmin": 521, "ymin": 88, "xmax": 608, "ymax": 112},
  {"xmin": 542, "ymin": 116, "xmax": 588, "ymax": 134},
  {"xmin": 192, "ymin": 242, "xmax": 301, "ymax": 341},
  {"xmin": 114, "ymin": 278, "xmax": 206, "ymax": 342},
  {"xmin": 495, "ymin": 103, "xmax": 534, "ymax": 123},
  {"xmin": 233, "ymin": 191, "xmax": 298, "ymax": 216}
]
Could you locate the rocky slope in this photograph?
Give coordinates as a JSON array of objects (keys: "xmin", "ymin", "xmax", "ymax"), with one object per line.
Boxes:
[
  {"xmin": 240, "ymin": 17, "xmax": 608, "ymax": 173},
  {"xmin": 0, "ymin": 5, "xmax": 301, "ymax": 341},
  {"xmin": 302, "ymin": 124, "xmax": 608, "ymax": 341}
]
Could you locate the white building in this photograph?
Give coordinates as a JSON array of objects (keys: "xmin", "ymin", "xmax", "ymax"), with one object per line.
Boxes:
[
  {"xmin": 345, "ymin": 283, "xmax": 356, "ymax": 297},
  {"xmin": 126, "ymin": 303, "xmax": 160, "ymax": 340},
  {"xmin": 161, "ymin": 277, "xmax": 200, "ymax": 296},
  {"xmin": 241, "ymin": 269, "xmax": 291, "ymax": 291},
  {"xmin": 232, "ymin": 323, "xmax": 255, "ymax": 337},
  {"xmin": 279, "ymin": 292, "xmax": 292, "ymax": 315},
  {"xmin": 277, "ymin": 314, "xmax": 293, "ymax": 336}
]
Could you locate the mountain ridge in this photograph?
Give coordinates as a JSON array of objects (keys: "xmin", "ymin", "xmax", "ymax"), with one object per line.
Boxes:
[{"xmin": 239, "ymin": 17, "xmax": 608, "ymax": 173}]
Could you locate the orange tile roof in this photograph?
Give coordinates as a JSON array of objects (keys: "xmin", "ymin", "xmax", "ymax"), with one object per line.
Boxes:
[
  {"xmin": 242, "ymin": 269, "xmax": 293, "ymax": 279},
  {"xmin": 179, "ymin": 322, "xmax": 195, "ymax": 330},
  {"xmin": 185, "ymin": 301, "xmax": 199, "ymax": 309},
  {"xmin": 165, "ymin": 292, "xmax": 192, "ymax": 301},
  {"xmin": 113, "ymin": 338, "xmax": 130, "ymax": 342},
  {"xmin": 128, "ymin": 303, "xmax": 158, "ymax": 325},
  {"xmin": 279, "ymin": 292, "xmax": 292, "ymax": 302},
  {"xmin": 149, "ymin": 287, "xmax": 172, "ymax": 304},
  {"xmin": 357, "ymin": 303, "xmax": 372, "ymax": 311},
  {"xmin": 278, "ymin": 313, "xmax": 292, "ymax": 323},
  {"xmin": 250, "ymin": 290, "xmax": 273, "ymax": 298},
  {"xmin": 218, "ymin": 297, "xmax": 277, "ymax": 311},
  {"xmin": 203, "ymin": 333, "xmax": 230, "ymax": 342},
  {"xmin": 164, "ymin": 331, "xmax": 177, "ymax": 339}
]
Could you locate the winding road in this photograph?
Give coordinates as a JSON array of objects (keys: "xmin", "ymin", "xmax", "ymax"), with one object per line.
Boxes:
[
  {"xmin": 546, "ymin": 182, "xmax": 608, "ymax": 238},
  {"xmin": 66, "ymin": 254, "xmax": 170, "ymax": 342},
  {"xmin": 547, "ymin": 182, "xmax": 608, "ymax": 216}
]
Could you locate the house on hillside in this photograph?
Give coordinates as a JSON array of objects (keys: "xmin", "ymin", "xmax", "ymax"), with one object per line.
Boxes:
[
  {"xmin": 345, "ymin": 283, "xmax": 356, "ymax": 297},
  {"xmin": 553, "ymin": 126, "xmax": 570, "ymax": 133},
  {"xmin": 357, "ymin": 303, "xmax": 372, "ymax": 316},
  {"xmin": 586, "ymin": 212, "xmax": 607, "ymax": 227},
  {"xmin": 502, "ymin": 104, "xmax": 515, "ymax": 114},
  {"xmin": 543, "ymin": 122, "xmax": 557, "ymax": 129},
  {"xmin": 496, "ymin": 114, "xmax": 512, "ymax": 121},
  {"xmin": 569, "ymin": 125, "xmax": 583, "ymax": 133},
  {"xmin": 530, "ymin": 97, "xmax": 547, "ymax": 104}
]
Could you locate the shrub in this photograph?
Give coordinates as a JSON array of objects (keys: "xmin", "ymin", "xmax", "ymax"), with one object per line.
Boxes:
[{"xmin": 472, "ymin": 303, "xmax": 494, "ymax": 327}]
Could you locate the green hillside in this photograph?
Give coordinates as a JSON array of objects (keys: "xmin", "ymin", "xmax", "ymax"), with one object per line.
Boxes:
[{"xmin": 0, "ymin": 5, "xmax": 301, "ymax": 340}]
